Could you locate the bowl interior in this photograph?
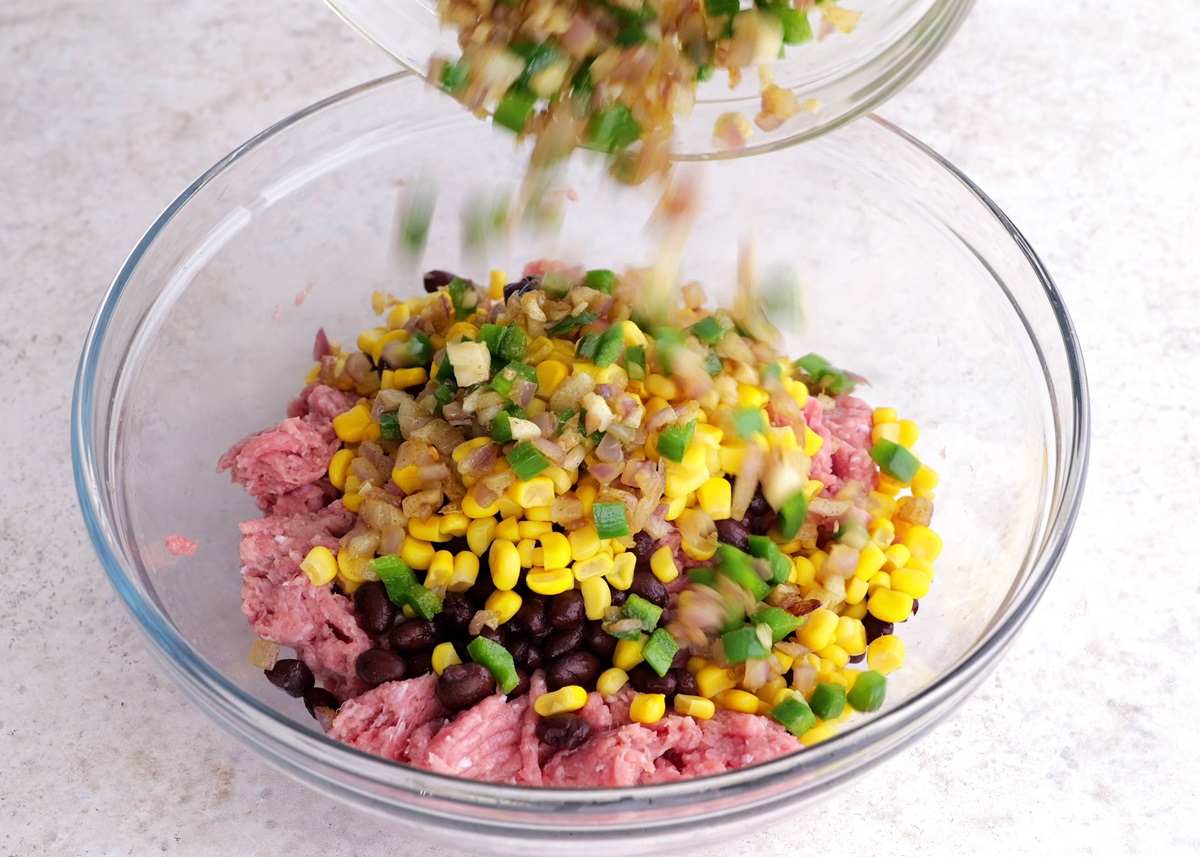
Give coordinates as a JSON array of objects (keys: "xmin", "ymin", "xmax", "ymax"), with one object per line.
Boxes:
[
  {"xmin": 324, "ymin": 0, "xmax": 975, "ymax": 157},
  {"xmin": 76, "ymin": 72, "xmax": 1083, "ymax": 851}
]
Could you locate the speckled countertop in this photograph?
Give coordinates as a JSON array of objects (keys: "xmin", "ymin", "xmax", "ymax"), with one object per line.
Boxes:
[{"xmin": 3, "ymin": 1, "xmax": 1198, "ymax": 854}]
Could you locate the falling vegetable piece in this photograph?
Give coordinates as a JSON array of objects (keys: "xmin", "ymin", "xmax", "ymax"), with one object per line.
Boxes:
[
  {"xmin": 808, "ymin": 682, "xmax": 847, "ymax": 720},
  {"xmin": 847, "ymin": 670, "xmax": 887, "ymax": 712},
  {"xmin": 549, "ymin": 311, "xmax": 599, "ymax": 335},
  {"xmin": 689, "ymin": 316, "xmax": 727, "ymax": 344},
  {"xmin": 592, "ymin": 501, "xmax": 630, "ymax": 539},
  {"xmin": 715, "ymin": 543, "xmax": 771, "ymax": 602},
  {"xmin": 642, "ymin": 628, "xmax": 680, "ymax": 676},
  {"xmin": 748, "ymin": 535, "xmax": 792, "ymax": 585},
  {"xmin": 657, "ymin": 419, "xmax": 697, "ymax": 463},
  {"xmin": 621, "ymin": 594, "xmax": 663, "ymax": 634},
  {"xmin": 749, "ymin": 606, "xmax": 806, "ymax": 643},
  {"xmin": 720, "ymin": 625, "xmax": 772, "ymax": 664},
  {"xmin": 769, "ymin": 692, "xmax": 817, "ymax": 737},
  {"xmin": 585, "ymin": 269, "xmax": 618, "ymax": 293},
  {"xmin": 732, "ymin": 408, "xmax": 767, "ymax": 439},
  {"xmin": 869, "ymin": 439, "xmax": 921, "ymax": 484},
  {"xmin": 592, "ymin": 324, "xmax": 626, "ymax": 368},
  {"xmin": 585, "ymin": 104, "xmax": 642, "ymax": 153},
  {"xmin": 370, "ymin": 554, "xmax": 443, "ymax": 620}
]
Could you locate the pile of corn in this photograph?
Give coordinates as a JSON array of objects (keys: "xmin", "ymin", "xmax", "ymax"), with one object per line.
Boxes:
[{"xmin": 300, "ymin": 265, "xmax": 940, "ymax": 747}]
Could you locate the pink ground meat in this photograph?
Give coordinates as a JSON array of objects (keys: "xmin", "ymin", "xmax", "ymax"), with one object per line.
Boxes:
[{"xmin": 806, "ymin": 395, "xmax": 877, "ymax": 497}]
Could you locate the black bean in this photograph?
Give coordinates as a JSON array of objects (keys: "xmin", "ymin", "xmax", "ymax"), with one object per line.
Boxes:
[
  {"xmin": 747, "ymin": 511, "xmax": 777, "ymax": 536},
  {"xmin": 670, "ymin": 647, "xmax": 691, "ymax": 670},
  {"xmin": 424, "ymin": 270, "xmax": 457, "ymax": 293},
  {"xmin": 264, "ymin": 659, "xmax": 314, "ymax": 698},
  {"xmin": 629, "ymin": 571, "xmax": 668, "ymax": 609},
  {"xmin": 674, "ymin": 668, "xmax": 697, "ymax": 696},
  {"xmin": 508, "ymin": 668, "xmax": 531, "ymax": 700},
  {"xmin": 465, "ymin": 575, "xmax": 497, "ymax": 608},
  {"xmin": 536, "ymin": 713, "xmax": 592, "ymax": 750},
  {"xmin": 436, "ymin": 662, "xmax": 495, "ymax": 711},
  {"xmin": 477, "ymin": 625, "xmax": 506, "ymax": 647},
  {"xmin": 628, "ymin": 664, "xmax": 677, "ymax": 696},
  {"xmin": 714, "ymin": 519, "xmax": 750, "ymax": 553},
  {"xmin": 585, "ymin": 621, "xmax": 618, "ymax": 657},
  {"xmin": 911, "ymin": 599, "xmax": 920, "ymax": 617},
  {"xmin": 848, "ymin": 652, "xmax": 865, "ymax": 665},
  {"xmin": 303, "ymin": 687, "xmax": 339, "ymax": 718},
  {"xmin": 390, "ymin": 619, "xmax": 438, "ymax": 652},
  {"xmin": 547, "ymin": 590, "xmax": 585, "ymax": 629},
  {"xmin": 509, "ymin": 639, "xmax": 544, "ymax": 673},
  {"xmin": 355, "ymin": 648, "xmax": 407, "ymax": 686},
  {"xmin": 632, "ymin": 531, "xmax": 657, "ymax": 573},
  {"xmin": 543, "ymin": 624, "xmax": 585, "ymax": 661},
  {"xmin": 546, "ymin": 651, "xmax": 601, "ymax": 690},
  {"xmin": 503, "ymin": 276, "xmax": 540, "ymax": 301},
  {"xmin": 748, "ymin": 487, "xmax": 771, "ymax": 518},
  {"xmin": 609, "ymin": 588, "xmax": 628, "ymax": 608},
  {"xmin": 513, "ymin": 596, "xmax": 549, "ymax": 636},
  {"xmin": 354, "ymin": 581, "xmax": 398, "ymax": 636},
  {"xmin": 435, "ymin": 592, "xmax": 474, "ymax": 638},
  {"xmin": 404, "ymin": 648, "xmax": 434, "ymax": 677},
  {"xmin": 862, "ymin": 615, "xmax": 894, "ymax": 644}
]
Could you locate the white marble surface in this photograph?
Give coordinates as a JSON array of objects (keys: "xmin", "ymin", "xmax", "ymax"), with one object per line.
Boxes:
[{"xmin": 3, "ymin": 0, "xmax": 1198, "ymax": 854}]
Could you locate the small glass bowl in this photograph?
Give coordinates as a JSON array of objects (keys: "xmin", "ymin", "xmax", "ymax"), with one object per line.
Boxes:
[
  {"xmin": 323, "ymin": 0, "xmax": 976, "ymax": 156},
  {"xmin": 73, "ymin": 72, "xmax": 1087, "ymax": 856}
]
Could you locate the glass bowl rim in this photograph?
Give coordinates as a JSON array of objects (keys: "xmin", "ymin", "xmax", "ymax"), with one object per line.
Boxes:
[{"xmin": 71, "ymin": 70, "xmax": 1089, "ymax": 809}]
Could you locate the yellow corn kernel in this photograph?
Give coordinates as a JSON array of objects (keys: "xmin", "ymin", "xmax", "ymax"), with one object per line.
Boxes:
[
  {"xmin": 408, "ymin": 517, "xmax": 446, "ymax": 543},
  {"xmin": 360, "ymin": 422, "xmax": 382, "ymax": 443},
  {"xmin": 516, "ymin": 538, "xmax": 537, "ymax": 567},
  {"xmin": 573, "ymin": 554, "xmax": 614, "ymax": 583},
  {"xmin": 774, "ymin": 426, "xmax": 798, "ymax": 452},
  {"xmin": 911, "ymin": 464, "xmax": 939, "ymax": 496},
  {"xmin": 390, "ymin": 367, "xmax": 428, "ymax": 390},
  {"xmin": 607, "ymin": 552, "xmax": 636, "ymax": 590},
  {"xmin": 873, "ymin": 407, "xmax": 898, "ymax": 424},
  {"xmin": 445, "ymin": 322, "xmax": 479, "ymax": 344},
  {"xmin": 867, "ymin": 634, "xmax": 906, "ymax": 674},
  {"xmin": 808, "ymin": 550, "xmax": 828, "ymax": 573},
  {"xmin": 736, "ymin": 382, "xmax": 769, "ymax": 409},
  {"xmin": 356, "ymin": 326, "xmax": 386, "ymax": 357},
  {"xmin": 568, "ymin": 525, "xmax": 601, "ymax": 562},
  {"xmin": 891, "ymin": 567, "xmax": 931, "ymax": 599},
  {"xmin": 485, "ymin": 589, "xmax": 523, "ymax": 624},
  {"xmin": 621, "ymin": 319, "xmax": 647, "ymax": 346},
  {"xmin": 526, "ymin": 398, "xmax": 548, "ymax": 419},
  {"xmin": 596, "ymin": 667, "xmax": 629, "ymax": 697},
  {"xmin": 539, "ymin": 532, "xmax": 571, "ymax": 569},
  {"xmin": 390, "ymin": 464, "xmax": 423, "ymax": 495},
  {"xmin": 713, "ymin": 688, "xmax": 761, "ymax": 714},
  {"xmin": 868, "ymin": 588, "xmax": 914, "ymax": 624},
  {"xmin": 523, "ymin": 336, "xmax": 553, "ymax": 365},
  {"xmin": 665, "ymin": 464, "xmax": 709, "ymax": 499},
  {"xmin": 430, "ymin": 641, "xmax": 462, "ymax": 676},
  {"xmin": 803, "ymin": 479, "xmax": 825, "ymax": 501},
  {"xmin": 800, "ymin": 426, "xmax": 823, "ymax": 456},
  {"xmin": 463, "ymin": 490, "xmax": 501, "ymax": 520},
  {"xmin": 694, "ymin": 423, "xmax": 724, "ymax": 446},
  {"xmin": 518, "ymin": 520, "xmax": 553, "ymax": 539},
  {"xmin": 696, "ymin": 476, "xmax": 732, "ymax": 520},
  {"xmin": 771, "ymin": 647, "xmax": 796, "ymax": 673},
  {"xmin": 853, "ymin": 542, "xmax": 888, "ymax": 581},
  {"xmin": 325, "ymin": 449, "xmax": 355, "ymax": 493},
  {"xmin": 795, "ymin": 607, "xmax": 839, "ymax": 651},
  {"xmin": 488, "ymin": 269, "xmax": 506, "ymax": 301},
  {"xmin": 649, "ymin": 546, "xmax": 679, "ymax": 584},
  {"xmin": 526, "ymin": 566, "xmax": 574, "ymax": 595},
  {"xmin": 817, "ymin": 643, "xmax": 850, "ymax": 668},
  {"xmin": 903, "ymin": 525, "xmax": 943, "ymax": 562},
  {"xmin": 755, "ymin": 676, "xmax": 788, "ymax": 704},
  {"xmin": 844, "ymin": 599, "xmax": 868, "ymax": 620},
  {"xmin": 844, "ymin": 576, "xmax": 869, "ymax": 606},
  {"xmin": 400, "ymin": 537, "xmax": 435, "ymax": 571},
  {"xmin": 495, "ymin": 518, "xmax": 521, "ymax": 542},
  {"xmin": 897, "ymin": 419, "xmax": 920, "ymax": 448},
  {"xmin": 580, "ymin": 575, "xmax": 612, "ymax": 620},
  {"xmin": 674, "ymin": 694, "xmax": 716, "ymax": 720},
  {"xmin": 906, "ymin": 557, "xmax": 935, "ymax": 578},
  {"xmin": 867, "ymin": 491, "xmax": 898, "ymax": 520},
  {"xmin": 630, "ymin": 693, "xmax": 667, "ymax": 724},
  {"xmin": 871, "ymin": 422, "xmax": 902, "ymax": 445},
  {"xmin": 344, "ymin": 472, "xmax": 362, "ymax": 497},
  {"xmin": 425, "ymin": 550, "xmax": 455, "ymax": 588},
  {"xmin": 385, "ymin": 303, "xmax": 411, "ymax": 330},
  {"xmin": 299, "ymin": 546, "xmax": 337, "ymax": 586},
  {"xmin": 686, "ymin": 656, "xmax": 708, "ymax": 674},
  {"xmin": 645, "ymin": 374, "xmax": 677, "ymax": 399},
  {"xmin": 369, "ymin": 329, "xmax": 409, "ymax": 363},
  {"xmin": 695, "ymin": 664, "xmax": 738, "ymax": 698},
  {"xmin": 331, "ymin": 403, "xmax": 371, "ymax": 443},
  {"xmin": 799, "ymin": 721, "xmax": 839, "ymax": 747},
  {"xmin": 664, "ymin": 495, "xmax": 687, "ymax": 521},
  {"xmin": 509, "ymin": 476, "xmax": 555, "ymax": 508},
  {"xmin": 448, "ymin": 551, "xmax": 480, "ymax": 592},
  {"xmin": 541, "ymin": 465, "xmax": 571, "ymax": 494},
  {"xmin": 882, "ymin": 543, "xmax": 911, "ymax": 571},
  {"xmin": 867, "ymin": 571, "xmax": 891, "ymax": 595},
  {"xmin": 575, "ymin": 483, "xmax": 597, "ymax": 517},
  {"xmin": 489, "ymin": 539, "xmax": 521, "ymax": 590},
  {"xmin": 717, "ymin": 442, "xmax": 746, "ymax": 475},
  {"xmin": 592, "ymin": 364, "xmax": 628, "ymax": 386},
  {"xmin": 452, "ymin": 437, "xmax": 492, "ymax": 464},
  {"xmin": 466, "ymin": 518, "xmax": 497, "ymax": 556},
  {"xmin": 533, "ymin": 360, "xmax": 568, "ymax": 398},
  {"xmin": 790, "ymin": 555, "xmax": 816, "ymax": 586},
  {"xmin": 440, "ymin": 513, "xmax": 469, "ymax": 537},
  {"xmin": 816, "ymin": 658, "xmax": 844, "ymax": 686},
  {"xmin": 876, "ymin": 475, "xmax": 905, "ymax": 496},
  {"xmin": 534, "ymin": 686, "xmax": 589, "ymax": 716},
  {"xmin": 835, "ymin": 616, "xmax": 867, "ymax": 656},
  {"xmin": 612, "ymin": 634, "xmax": 648, "ymax": 671}
]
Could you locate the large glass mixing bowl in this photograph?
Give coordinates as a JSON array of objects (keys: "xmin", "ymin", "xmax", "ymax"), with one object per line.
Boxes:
[{"xmin": 73, "ymin": 72, "xmax": 1087, "ymax": 856}]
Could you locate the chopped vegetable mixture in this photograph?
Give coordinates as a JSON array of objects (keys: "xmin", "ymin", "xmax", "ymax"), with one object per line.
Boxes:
[
  {"xmin": 431, "ymin": 0, "xmax": 866, "ymax": 180},
  {"xmin": 227, "ymin": 263, "xmax": 941, "ymax": 783}
]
